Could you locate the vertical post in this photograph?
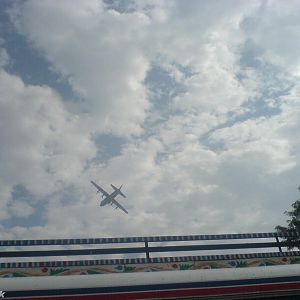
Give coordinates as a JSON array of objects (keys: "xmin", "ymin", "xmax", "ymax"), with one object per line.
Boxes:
[
  {"xmin": 145, "ymin": 240, "xmax": 150, "ymax": 261},
  {"xmin": 275, "ymin": 235, "xmax": 283, "ymax": 253}
]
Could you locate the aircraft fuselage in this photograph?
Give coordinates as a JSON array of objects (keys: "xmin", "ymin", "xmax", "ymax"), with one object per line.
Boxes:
[{"xmin": 100, "ymin": 191, "xmax": 119, "ymax": 206}]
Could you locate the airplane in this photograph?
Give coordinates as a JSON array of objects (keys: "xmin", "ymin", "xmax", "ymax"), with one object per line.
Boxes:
[{"xmin": 91, "ymin": 181, "xmax": 128, "ymax": 214}]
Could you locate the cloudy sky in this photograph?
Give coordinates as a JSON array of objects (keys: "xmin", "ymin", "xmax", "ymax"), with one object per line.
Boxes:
[{"xmin": 0, "ymin": 0, "xmax": 299, "ymax": 240}]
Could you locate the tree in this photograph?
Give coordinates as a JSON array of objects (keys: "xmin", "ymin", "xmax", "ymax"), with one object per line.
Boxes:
[{"xmin": 276, "ymin": 187, "xmax": 300, "ymax": 249}]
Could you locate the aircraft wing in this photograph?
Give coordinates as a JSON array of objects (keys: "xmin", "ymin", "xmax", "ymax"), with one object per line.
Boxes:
[
  {"xmin": 91, "ymin": 181, "xmax": 109, "ymax": 197},
  {"xmin": 111, "ymin": 199, "xmax": 128, "ymax": 214}
]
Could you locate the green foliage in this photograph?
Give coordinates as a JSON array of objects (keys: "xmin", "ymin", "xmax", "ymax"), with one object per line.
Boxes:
[
  {"xmin": 11, "ymin": 272, "xmax": 27, "ymax": 277},
  {"xmin": 235, "ymin": 260, "xmax": 248, "ymax": 268},
  {"xmin": 123, "ymin": 265, "xmax": 135, "ymax": 272},
  {"xmin": 179, "ymin": 264, "xmax": 192, "ymax": 270},
  {"xmin": 210, "ymin": 262, "xmax": 221, "ymax": 269},
  {"xmin": 87, "ymin": 269, "xmax": 102, "ymax": 274},
  {"xmin": 49, "ymin": 268, "xmax": 68, "ymax": 276},
  {"xmin": 290, "ymin": 257, "xmax": 300, "ymax": 264},
  {"xmin": 276, "ymin": 187, "xmax": 300, "ymax": 249}
]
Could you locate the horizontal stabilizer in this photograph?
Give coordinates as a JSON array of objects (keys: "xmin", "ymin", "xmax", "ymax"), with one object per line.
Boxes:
[{"xmin": 111, "ymin": 184, "xmax": 126, "ymax": 198}]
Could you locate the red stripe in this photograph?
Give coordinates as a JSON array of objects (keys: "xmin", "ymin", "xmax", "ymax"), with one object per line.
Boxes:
[{"xmin": 8, "ymin": 282, "xmax": 300, "ymax": 299}]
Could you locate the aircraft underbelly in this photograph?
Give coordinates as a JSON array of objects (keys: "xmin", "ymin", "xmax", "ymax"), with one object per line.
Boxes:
[{"xmin": 101, "ymin": 198, "xmax": 111, "ymax": 206}]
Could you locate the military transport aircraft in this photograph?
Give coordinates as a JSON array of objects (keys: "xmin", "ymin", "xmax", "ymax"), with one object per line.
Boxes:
[{"xmin": 91, "ymin": 181, "xmax": 128, "ymax": 214}]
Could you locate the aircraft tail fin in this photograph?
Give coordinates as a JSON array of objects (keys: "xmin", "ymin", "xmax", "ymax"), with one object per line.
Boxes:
[{"xmin": 111, "ymin": 184, "xmax": 126, "ymax": 198}]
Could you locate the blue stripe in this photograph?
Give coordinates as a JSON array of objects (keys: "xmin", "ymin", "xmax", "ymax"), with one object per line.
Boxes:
[{"xmin": 5, "ymin": 275, "xmax": 300, "ymax": 298}]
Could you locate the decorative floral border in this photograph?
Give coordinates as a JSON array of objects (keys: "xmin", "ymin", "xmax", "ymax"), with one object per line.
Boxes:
[
  {"xmin": 1, "ymin": 255, "xmax": 300, "ymax": 277},
  {"xmin": 1, "ymin": 251, "xmax": 299, "ymax": 269}
]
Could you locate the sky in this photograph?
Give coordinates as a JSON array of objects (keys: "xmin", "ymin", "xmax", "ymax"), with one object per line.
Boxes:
[{"xmin": 0, "ymin": 0, "xmax": 299, "ymax": 240}]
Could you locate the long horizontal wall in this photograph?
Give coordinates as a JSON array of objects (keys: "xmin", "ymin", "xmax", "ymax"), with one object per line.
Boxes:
[
  {"xmin": 1, "ymin": 265, "xmax": 300, "ymax": 299},
  {"xmin": 1, "ymin": 251, "xmax": 300, "ymax": 277}
]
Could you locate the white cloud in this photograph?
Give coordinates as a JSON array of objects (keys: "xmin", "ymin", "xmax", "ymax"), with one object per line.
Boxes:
[
  {"xmin": 10, "ymin": 0, "xmax": 151, "ymax": 137},
  {"xmin": 0, "ymin": 178, "xmax": 11, "ymax": 220},
  {"xmin": 0, "ymin": 66, "xmax": 96, "ymax": 201},
  {"xmin": 243, "ymin": 0, "xmax": 300, "ymax": 75},
  {"xmin": 1, "ymin": 0, "xmax": 299, "ymax": 239},
  {"xmin": 0, "ymin": 48, "xmax": 9, "ymax": 67},
  {"xmin": 9, "ymin": 200, "xmax": 34, "ymax": 218}
]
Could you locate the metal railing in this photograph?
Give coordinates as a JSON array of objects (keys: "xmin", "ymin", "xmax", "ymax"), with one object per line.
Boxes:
[{"xmin": 0, "ymin": 232, "xmax": 295, "ymax": 260}]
